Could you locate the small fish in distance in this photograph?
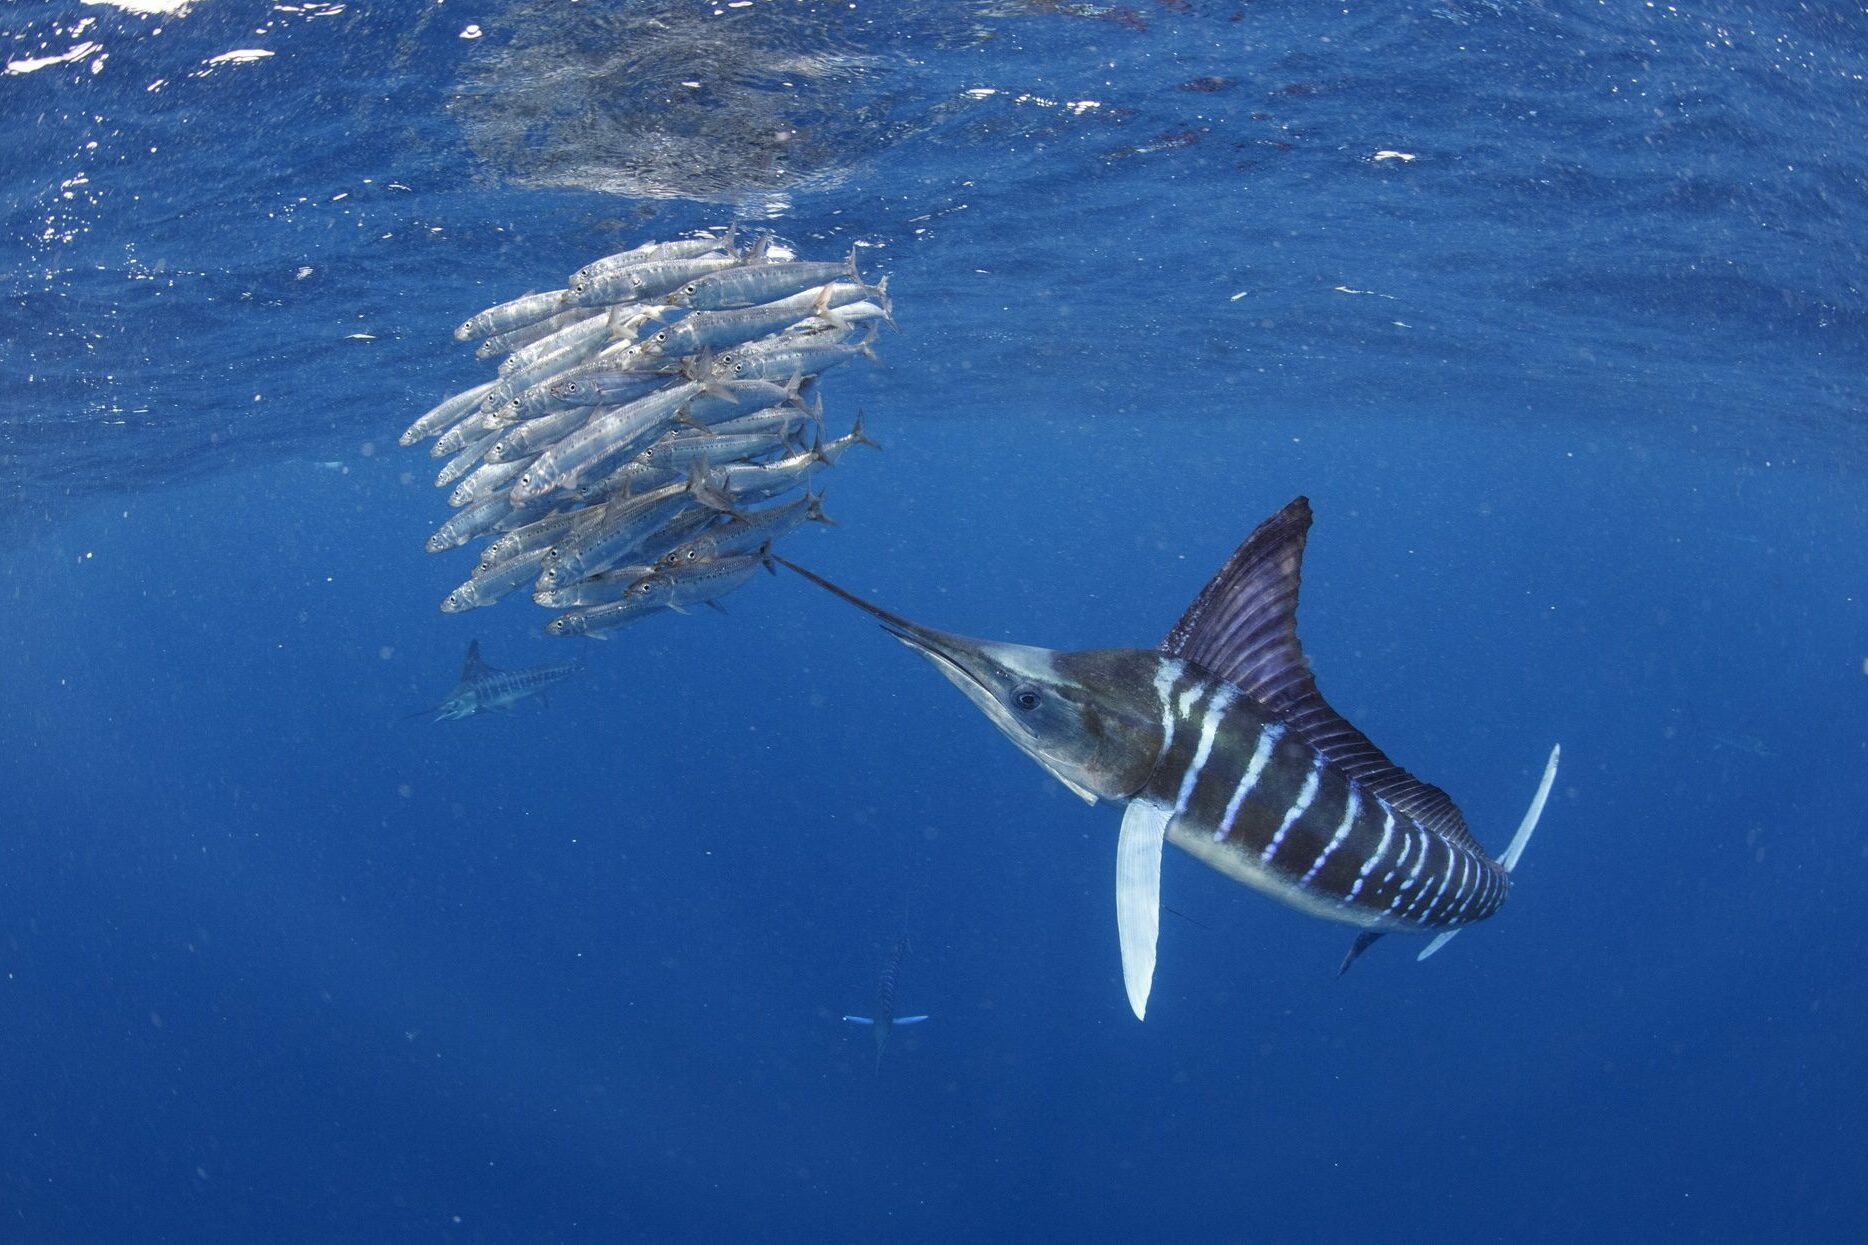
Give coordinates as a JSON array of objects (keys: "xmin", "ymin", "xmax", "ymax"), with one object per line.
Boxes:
[
  {"xmin": 843, "ymin": 932, "xmax": 928, "ymax": 1072},
  {"xmin": 410, "ymin": 640, "xmax": 582, "ymax": 720}
]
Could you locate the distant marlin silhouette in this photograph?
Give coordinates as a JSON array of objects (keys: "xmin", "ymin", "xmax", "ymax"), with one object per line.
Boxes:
[
  {"xmin": 778, "ymin": 497, "xmax": 1559, "ymax": 1019},
  {"xmin": 842, "ymin": 932, "xmax": 927, "ymax": 1071},
  {"xmin": 412, "ymin": 640, "xmax": 582, "ymax": 722}
]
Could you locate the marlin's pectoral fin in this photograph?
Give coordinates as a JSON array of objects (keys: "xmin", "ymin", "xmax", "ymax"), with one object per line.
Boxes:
[
  {"xmin": 1116, "ymin": 800, "xmax": 1171, "ymax": 1021},
  {"xmin": 841, "ymin": 1015, "xmax": 875, "ymax": 1026}
]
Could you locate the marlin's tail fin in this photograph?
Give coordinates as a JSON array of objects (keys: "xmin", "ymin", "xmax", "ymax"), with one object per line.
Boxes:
[{"xmin": 1416, "ymin": 743, "xmax": 1561, "ymax": 962}]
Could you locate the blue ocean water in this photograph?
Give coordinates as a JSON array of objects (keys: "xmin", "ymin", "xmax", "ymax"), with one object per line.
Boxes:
[{"xmin": 3, "ymin": 1, "xmax": 1865, "ymax": 1240}]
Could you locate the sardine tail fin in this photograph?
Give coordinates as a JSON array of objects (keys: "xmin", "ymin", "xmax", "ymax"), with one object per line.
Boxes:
[
  {"xmin": 848, "ymin": 409, "xmax": 881, "ymax": 452},
  {"xmin": 805, "ymin": 490, "xmax": 838, "ymax": 528}
]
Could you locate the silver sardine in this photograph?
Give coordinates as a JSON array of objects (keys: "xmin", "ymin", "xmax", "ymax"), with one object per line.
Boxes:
[
  {"xmin": 475, "ymin": 308, "xmax": 589, "ymax": 361},
  {"xmin": 512, "ymin": 381, "xmax": 707, "ymax": 502},
  {"xmin": 494, "ymin": 310, "xmax": 615, "ymax": 380},
  {"xmin": 449, "ymin": 454, "xmax": 534, "ymax": 509},
  {"xmin": 475, "ymin": 509, "xmax": 587, "ymax": 578},
  {"xmin": 545, "ymin": 593, "xmax": 671, "ymax": 637},
  {"xmin": 658, "ymin": 492, "xmax": 830, "ymax": 571},
  {"xmin": 455, "ymin": 288, "xmax": 572, "ymax": 343},
  {"xmin": 442, "ymin": 546, "xmax": 550, "ymax": 612},
  {"xmin": 536, "ymin": 476, "xmax": 696, "ymax": 587},
  {"xmin": 400, "ymin": 379, "xmax": 499, "ymax": 448},
  {"xmin": 674, "ymin": 249, "xmax": 861, "ymax": 310},
  {"xmin": 570, "ymin": 254, "xmax": 738, "ymax": 308},
  {"xmin": 484, "ymin": 406, "xmax": 589, "ymax": 465},
  {"xmin": 434, "ymin": 426, "xmax": 503, "ymax": 490}
]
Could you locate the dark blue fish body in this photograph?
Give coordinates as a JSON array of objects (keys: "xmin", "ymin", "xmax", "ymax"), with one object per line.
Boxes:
[
  {"xmin": 780, "ymin": 498, "xmax": 1559, "ymax": 1019},
  {"xmin": 420, "ymin": 640, "xmax": 582, "ymax": 721}
]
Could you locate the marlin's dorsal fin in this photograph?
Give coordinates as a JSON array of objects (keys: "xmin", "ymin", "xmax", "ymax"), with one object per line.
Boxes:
[
  {"xmin": 1161, "ymin": 497, "xmax": 1478, "ymax": 851},
  {"xmin": 461, "ymin": 639, "xmax": 496, "ymax": 682}
]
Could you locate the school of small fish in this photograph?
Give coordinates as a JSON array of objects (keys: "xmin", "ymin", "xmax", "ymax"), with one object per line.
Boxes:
[{"xmin": 399, "ymin": 228, "xmax": 887, "ymax": 636}]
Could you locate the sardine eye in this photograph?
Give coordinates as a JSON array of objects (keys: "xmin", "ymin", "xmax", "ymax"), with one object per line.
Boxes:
[{"xmin": 1011, "ymin": 685, "xmax": 1043, "ymax": 713}]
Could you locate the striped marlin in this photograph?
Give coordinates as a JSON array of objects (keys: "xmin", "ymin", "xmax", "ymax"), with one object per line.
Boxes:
[
  {"xmin": 842, "ymin": 932, "xmax": 928, "ymax": 1071},
  {"xmin": 776, "ymin": 498, "xmax": 1559, "ymax": 1019},
  {"xmin": 417, "ymin": 639, "xmax": 583, "ymax": 721}
]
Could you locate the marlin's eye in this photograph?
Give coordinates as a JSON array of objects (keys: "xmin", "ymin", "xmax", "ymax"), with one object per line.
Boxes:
[{"xmin": 1012, "ymin": 685, "xmax": 1043, "ymax": 713}]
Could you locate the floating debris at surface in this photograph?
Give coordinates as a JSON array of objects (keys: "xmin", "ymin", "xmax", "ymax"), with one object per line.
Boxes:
[{"xmin": 400, "ymin": 230, "xmax": 887, "ymax": 636}]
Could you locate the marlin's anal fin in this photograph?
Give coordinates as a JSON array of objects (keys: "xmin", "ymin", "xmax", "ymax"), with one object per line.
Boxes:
[
  {"xmin": 1338, "ymin": 930, "xmax": 1385, "ymax": 977},
  {"xmin": 1116, "ymin": 800, "xmax": 1171, "ymax": 1021},
  {"xmin": 1415, "ymin": 929, "xmax": 1460, "ymax": 962}
]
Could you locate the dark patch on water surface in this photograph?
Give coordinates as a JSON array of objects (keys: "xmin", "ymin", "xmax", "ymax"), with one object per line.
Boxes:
[{"xmin": 448, "ymin": 1, "xmax": 930, "ymax": 207}]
